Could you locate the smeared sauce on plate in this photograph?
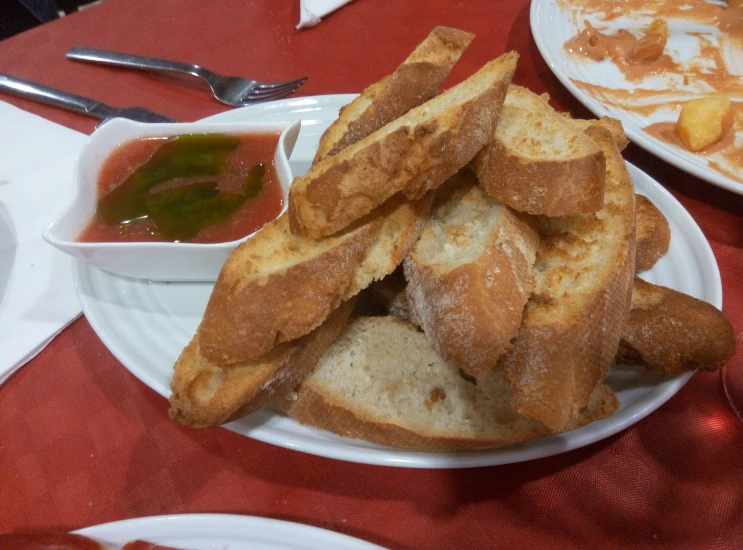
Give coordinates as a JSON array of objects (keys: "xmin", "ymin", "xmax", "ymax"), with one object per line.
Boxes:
[
  {"xmin": 564, "ymin": 19, "xmax": 672, "ymax": 81},
  {"xmin": 79, "ymin": 132, "xmax": 283, "ymax": 244},
  {"xmin": 560, "ymin": 0, "xmax": 743, "ymax": 182}
]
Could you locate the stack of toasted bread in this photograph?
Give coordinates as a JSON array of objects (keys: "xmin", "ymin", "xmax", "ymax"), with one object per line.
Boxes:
[{"xmin": 168, "ymin": 27, "xmax": 736, "ymax": 450}]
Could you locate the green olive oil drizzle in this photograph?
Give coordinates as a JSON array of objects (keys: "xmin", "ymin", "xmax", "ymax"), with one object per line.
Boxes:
[{"xmin": 97, "ymin": 134, "xmax": 268, "ymax": 241}]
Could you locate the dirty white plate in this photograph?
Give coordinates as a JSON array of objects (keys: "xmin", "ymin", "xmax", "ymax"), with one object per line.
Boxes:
[
  {"xmin": 74, "ymin": 513, "xmax": 384, "ymax": 549},
  {"xmin": 531, "ymin": 0, "xmax": 743, "ymax": 195},
  {"xmin": 74, "ymin": 94, "xmax": 721, "ymax": 468}
]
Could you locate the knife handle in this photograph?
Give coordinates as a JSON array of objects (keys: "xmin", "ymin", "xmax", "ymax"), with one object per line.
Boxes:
[
  {"xmin": 67, "ymin": 47, "xmax": 203, "ymax": 78},
  {"xmin": 0, "ymin": 73, "xmax": 102, "ymax": 117}
]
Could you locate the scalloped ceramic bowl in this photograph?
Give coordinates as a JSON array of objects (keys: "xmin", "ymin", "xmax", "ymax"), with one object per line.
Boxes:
[{"xmin": 43, "ymin": 117, "xmax": 301, "ymax": 281}]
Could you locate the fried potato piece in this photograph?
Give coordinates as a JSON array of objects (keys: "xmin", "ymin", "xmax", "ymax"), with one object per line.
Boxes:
[{"xmin": 675, "ymin": 97, "xmax": 732, "ymax": 152}]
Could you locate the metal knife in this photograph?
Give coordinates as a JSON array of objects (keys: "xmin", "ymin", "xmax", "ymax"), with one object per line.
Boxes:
[{"xmin": 0, "ymin": 72, "xmax": 178, "ymax": 125}]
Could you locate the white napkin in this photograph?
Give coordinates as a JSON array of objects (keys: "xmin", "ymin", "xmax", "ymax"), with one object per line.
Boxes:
[
  {"xmin": 297, "ymin": 0, "xmax": 355, "ymax": 29},
  {"xmin": 0, "ymin": 101, "xmax": 87, "ymax": 385}
]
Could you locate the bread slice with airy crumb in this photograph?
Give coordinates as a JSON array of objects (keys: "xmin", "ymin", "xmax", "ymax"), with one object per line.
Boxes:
[
  {"xmin": 170, "ymin": 300, "xmax": 355, "ymax": 428},
  {"xmin": 635, "ymin": 194, "xmax": 671, "ymax": 272},
  {"xmin": 404, "ymin": 171, "xmax": 539, "ymax": 377},
  {"xmin": 199, "ymin": 192, "xmax": 431, "ymax": 366},
  {"xmin": 198, "ymin": 213, "xmax": 379, "ymax": 365},
  {"xmin": 617, "ymin": 278, "xmax": 736, "ymax": 375},
  {"xmin": 504, "ymin": 119, "xmax": 636, "ymax": 432},
  {"xmin": 347, "ymin": 193, "xmax": 433, "ymax": 298},
  {"xmin": 473, "ymin": 86, "xmax": 606, "ymax": 216},
  {"xmin": 288, "ymin": 52, "xmax": 518, "ymax": 238},
  {"xmin": 277, "ymin": 316, "xmax": 619, "ymax": 451},
  {"xmin": 314, "ymin": 26, "xmax": 474, "ymax": 163}
]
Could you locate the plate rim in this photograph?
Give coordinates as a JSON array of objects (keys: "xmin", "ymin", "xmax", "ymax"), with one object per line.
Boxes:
[
  {"xmin": 74, "ymin": 93, "xmax": 720, "ymax": 469},
  {"xmin": 73, "ymin": 513, "xmax": 384, "ymax": 549},
  {"xmin": 529, "ymin": 0, "xmax": 743, "ymax": 196}
]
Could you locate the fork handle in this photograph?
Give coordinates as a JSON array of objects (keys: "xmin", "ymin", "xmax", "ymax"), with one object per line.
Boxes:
[{"xmin": 67, "ymin": 47, "xmax": 204, "ymax": 79}]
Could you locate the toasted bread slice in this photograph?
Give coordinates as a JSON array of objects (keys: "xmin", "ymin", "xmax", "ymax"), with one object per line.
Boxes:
[
  {"xmin": 277, "ymin": 316, "xmax": 619, "ymax": 451},
  {"xmin": 404, "ymin": 172, "xmax": 539, "ymax": 377},
  {"xmin": 314, "ymin": 26, "xmax": 474, "ymax": 163},
  {"xmin": 198, "ymin": 213, "xmax": 379, "ymax": 365},
  {"xmin": 347, "ymin": 193, "xmax": 433, "ymax": 297},
  {"xmin": 617, "ymin": 278, "xmax": 736, "ymax": 375},
  {"xmin": 635, "ymin": 194, "xmax": 671, "ymax": 272},
  {"xmin": 170, "ymin": 300, "xmax": 355, "ymax": 428},
  {"xmin": 473, "ymin": 86, "xmax": 606, "ymax": 216},
  {"xmin": 504, "ymin": 120, "xmax": 636, "ymax": 432},
  {"xmin": 199, "ymin": 192, "xmax": 431, "ymax": 365},
  {"xmin": 288, "ymin": 52, "xmax": 518, "ymax": 238},
  {"xmin": 567, "ymin": 116, "xmax": 629, "ymax": 151}
]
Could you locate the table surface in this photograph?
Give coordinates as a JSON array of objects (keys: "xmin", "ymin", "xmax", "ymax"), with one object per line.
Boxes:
[{"xmin": 1, "ymin": 1, "xmax": 742, "ymax": 548}]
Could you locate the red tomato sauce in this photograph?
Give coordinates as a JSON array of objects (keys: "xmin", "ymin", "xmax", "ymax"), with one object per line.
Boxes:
[{"xmin": 78, "ymin": 131, "xmax": 284, "ymax": 244}]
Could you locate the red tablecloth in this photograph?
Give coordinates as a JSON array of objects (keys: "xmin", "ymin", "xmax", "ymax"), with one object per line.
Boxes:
[{"xmin": 1, "ymin": 1, "xmax": 741, "ymax": 548}]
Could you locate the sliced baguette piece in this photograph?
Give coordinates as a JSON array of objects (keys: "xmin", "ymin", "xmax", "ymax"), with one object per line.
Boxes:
[
  {"xmin": 314, "ymin": 26, "xmax": 475, "ymax": 163},
  {"xmin": 170, "ymin": 299, "xmax": 355, "ymax": 428},
  {"xmin": 404, "ymin": 171, "xmax": 539, "ymax": 377},
  {"xmin": 617, "ymin": 278, "xmax": 736, "ymax": 375},
  {"xmin": 288, "ymin": 52, "xmax": 518, "ymax": 238},
  {"xmin": 198, "ymin": 213, "xmax": 379, "ymax": 365},
  {"xmin": 504, "ymin": 120, "xmax": 636, "ymax": 432},
  {"xmin": 473, "ymin": 85, "xmax": 606, "ymax": 216},
  {"xmin": 199, "ymin": 192, "xmax": 431, "ymax": 366},
  {"xmin": 346, "ymin": 192, "xmax": 433, "ymax": 298},
  {"xmin": 277, "ymin": 316, "xmax": 619, "ymax": 451},
  {"xmin": 567, "ymin": 116, "xmax": 629, "ymax": 151},
  {"xmin": 635, "ymin": 194, "xmax": 671, "ymax": 273}
]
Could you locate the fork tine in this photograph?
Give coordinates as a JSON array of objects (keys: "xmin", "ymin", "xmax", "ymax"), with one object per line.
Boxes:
[
  {"xmin": 254, "ymin": 77, "xmax": 307, "ymax": 91},
  {"xmin": 248, "ymin": 82, "xmax": 304, "ymax": 97},
  {"xmin": 240, "ymin": 84, "xmax": 303, "ymax": 104}
]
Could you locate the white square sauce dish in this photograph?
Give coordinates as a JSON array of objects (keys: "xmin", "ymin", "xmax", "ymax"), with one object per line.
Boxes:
[{"xmin": 43, "ymin": 117, "xmax": 301, "ymax": 281}]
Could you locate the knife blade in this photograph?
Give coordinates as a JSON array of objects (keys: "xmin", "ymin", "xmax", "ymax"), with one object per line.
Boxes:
[{"xmin": 0, "ymin": 72, "xmax": 178, "ymax": 124}]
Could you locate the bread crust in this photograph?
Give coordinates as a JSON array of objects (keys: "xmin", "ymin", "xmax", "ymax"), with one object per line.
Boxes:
[
  {"xmin": 346, "ymin": 193, "xmax": 434, "ymax": 298},
  {"xmin": 288, "ymin": 52, "xmax": 517, "ymax": 238},
  {"xmin": 198, "ymin": 214, "xmax": 379, "ymax": 365},
  {"xmin": 405, "ymin": 177, "xmax": 539, "ymax": 377},
  {"xmin": 617, "ymin": 278, "xmax": 736, "ymax": 375},
  {"xmin": 169, "ymin": 300, "xmax": 355, "ymax": 428},
  {"xmin": 278, "ymin": 316, "xmax": 619, "ymax": 451},
  {"xmin": 504, "ymin": 122, "xmax": 636, "ymax": 432},
  {"xmin": 635, "ymin": 194, "xmax": 671, "ymax": 273},
  {"xmin": 314, "ymin": 26, "xmax": 474, "ymax": 163},
  {"xmin": 474, "ymin": 86, "xmax": 606, "ymax": 216}
]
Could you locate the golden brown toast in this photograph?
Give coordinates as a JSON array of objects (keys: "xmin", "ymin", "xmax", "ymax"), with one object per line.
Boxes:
[
  {"xmin": 635, "ymin": 194, "xmax": 671, "ymax": 273},
  {"xmin": 474, "ymin": 86, "xmax": 606, "ymax": 216},
  {"xmin": 288, "ymin": 52, "xmax": 518, "ymax": 238},
  {"xmin": 170, "ymin": 300, "xmax": 355, "ymax": 428},
  {"xmin": 314, "ymin": 26, "xmax": 474, "ymax": 163},
  {"xmin": 617, "ymin": 278, "xmax": 736, "ymax": 375},
  {"xmin": 404, "ymin": 172, "xmax": 539, "ymax": 377},
  {"xmin": 503, "ymin": 121, "xmax": 636, "ymax": 432}
]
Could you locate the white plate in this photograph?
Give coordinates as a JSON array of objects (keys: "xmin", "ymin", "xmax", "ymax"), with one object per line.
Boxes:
[
  {"xmin": 74, "ymin": 513, "xmax": 384, "ymax": 550},
  {"xmin": 530, "ymin": 0, "xmax": 743, "ymax": 195},
  {"xmin": 74, "ymin": 94, "xmax": 721, "ymax": 469}
]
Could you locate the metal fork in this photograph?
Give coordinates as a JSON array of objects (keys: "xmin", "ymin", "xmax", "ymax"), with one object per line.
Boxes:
[{"xmin": 66, "ymin": 47, "xmax": 307, "ymax": 107}]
